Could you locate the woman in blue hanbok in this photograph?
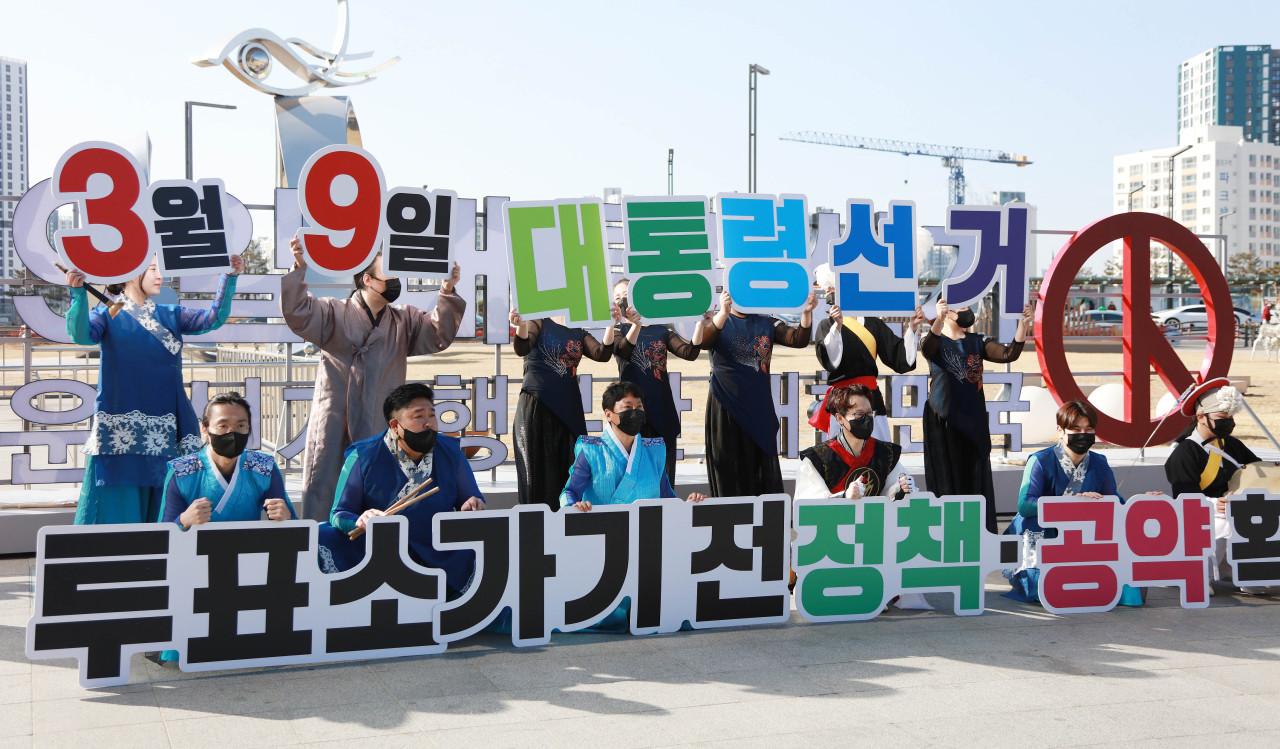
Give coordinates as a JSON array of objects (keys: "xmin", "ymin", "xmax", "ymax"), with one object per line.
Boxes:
[
  {"xmin": 560, "ymin": 382, "xmax": 706, "ymax": 632},
  {"xmin": 1003, "ymin": 400, "xmax": 1142, "ymax": 606},
  {"xmin": 65, "ymin": 256, "xmax": 240, "ymax": 524},
  {"xmin": 157, "ymin": 392, "xmax": 294, "ymax": 664}
]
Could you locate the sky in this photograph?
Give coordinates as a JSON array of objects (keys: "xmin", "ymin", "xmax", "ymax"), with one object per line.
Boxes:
[{"xmin": 2, "ymin": 0, "xmax": 1278, "ymax": 274}]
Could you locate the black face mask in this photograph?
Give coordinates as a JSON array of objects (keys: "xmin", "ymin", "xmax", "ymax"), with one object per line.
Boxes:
[
  {"xmin": 208, "ymin": 431, "xmax": 249, "ymax": 459},
  {"xmin": 1208, "ymin": 416, "xmax": 1235, "ymax": 438},
  {"xmin": 824, "ymin": 290, "xmax": 836, "ymax": 306},
  {"xmin": 399, "ymin": 425, "xmax": 437, "ymax": 454},
  {"xmin": 955, "ymin": 310, "xmax": 976, "ymax": 328},
  {"xmin": 378, "ymin": 277, "xmax": 402, "ymax": 304},
  {"xmin": 1065, "ymin": 432, "xmax": 1096, "ymax": 454},
  {"xmin": 617, "ymin": 295, "xmax": 628, "ymax": 312},
  {"xmin": 844, "ymin": 414, "xmax": 874, "ymax": 440},
  {"xmin": 616, "ymin": 409, "xmax": 646, "ymax": 436}
]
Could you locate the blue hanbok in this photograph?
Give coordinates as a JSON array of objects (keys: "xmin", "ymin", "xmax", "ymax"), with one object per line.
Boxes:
[
  {"xmin": 560, "ymin": 429, "xmax": 675, "ymax": 632},
  {"xmin": 67, "ymin": 277, "xmax": 237, "ymax": 524},
  {"xmin": 318, "ymin": 430, "xmax": 483, "ymax": 597},
  {"xmin": 157, "ymin": 447, "xmax": 294, "ymax": 664},
  {"xmin": 1003, "ymin": 444, "xmax": 1142, "ymax": 606},
  {"xmin": 158, "ymin": 448, "xmax": 294, "ymax": 525}
]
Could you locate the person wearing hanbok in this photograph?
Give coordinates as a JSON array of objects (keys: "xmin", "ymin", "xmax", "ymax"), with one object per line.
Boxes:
[
  {"xmin": 65, "ymin": 255, "xmax": 240, "ymax": 525},
  {"xmin": 794, "ymin": 383, "xmax": 931, "ymax": 610},
  {"xmin": 1002, "ymin": 400, "xmax": 1142, "ymax": 606},
  {"xmin": 1164, "ymin": 379, "xmax": 1271, "ymax": 593},
  {"xmin": 510, "ymin": 307, "xmax": 620, "ymax": 509},
  {"xmin": 281, "ymin": 236, "xmax": 467, "ymax": 522},
  {"xmin": 699, "ymin": 290, "xmax": 816, "ymax": 497},
  {"xmin": 559, "ymin": 381, "xmax": 706, "ymax": 631},
  {"xmin": 611, "ymin": 279, "xmax": 705, "ymax": 484},
  {"xmin": 920, "ymin": 297, "xmax": 1032, "ymax": 532},
  {"xmin": 317, "ymin": 383, "xmax": 486, "ymax": 598},
  {"xmin": 809, "ymin": 264, "xmax": 926, "ymax": 441},
  {"xmin": 156, "ymin": 391, "xmax": 295, "ymax": 665}
]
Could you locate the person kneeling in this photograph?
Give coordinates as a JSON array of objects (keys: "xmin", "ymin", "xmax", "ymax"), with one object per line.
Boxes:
[
  {"xmin": 157, "ymin": 392, "xmax": 295, "ymax": 664},
  {"xmin": 318, "ymin": 383, "xmax": 485, "ymax": 600},
  {"xmin": 794, "ymin": 383, "xmax": 928, "ymax": 610},
  {"xmin": 559, "ymin": 381, "xmax": 705, "ymax": 631},
  {"xmin": 1002, "ymin": 400, "xmax": 1143, "ymax": 606}
]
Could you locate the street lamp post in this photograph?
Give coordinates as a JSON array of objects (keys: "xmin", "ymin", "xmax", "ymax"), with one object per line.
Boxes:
[
  {"xmin": 1165, "ymin": 144, "xmax": 1193, "ymax": 277},
  {"xmin": 748, "ymin": 64, "xmax": 769, "ymax": 193},
  {"xmin": 185, "ymin": 101, "xmax": 237, "ymax": 180},
  {"xmin": 1127, "ymin": 183, "xmax": 1146, "ymax": 212},
  {"xmin": 1217, "ymin": 208, "xmax": 1237, "ymax": 278}
]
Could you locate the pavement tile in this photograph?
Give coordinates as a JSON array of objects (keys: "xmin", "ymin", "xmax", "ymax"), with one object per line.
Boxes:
[
  {"xmin": 428, "ymin": 721, "xmax": 561, "ymax": 749},
  {"xmin": 403, "ymin": 690, "xmax": 532, "ymax": 733},
  {"xmin": 857, "ymin": 678, "xmax": 1072, "ymax": 723},
  {"xmin": 1018, "ymin": 668, "xmax": 1242, "ymax": 706},
  {"xmin": 704, "ymin": 666, "xmax": 832, "ymax": 701},
  {"xmin": 30, "ymin": 721, "xmax": 170, "ymax": 749},
  {"xmin": 154, "ymin": 677, "xmax": 291, "ymax": 720},
  {"xmin": 571, "ymin": 651, "xmax": 699, "ymax": 682},
  {"xmin": 0, "ymin": 700, "xmax": 31, "ymax": 739},
  {"xmin": 375, "ymin": 662, "xmax": 499, "ymax": 702},
  {"xmin": 796, "ymin": 724, "xmax": 922, "ymax": 749},
  {"xmin": 296, "ymin": 733, "xmax": 435, "ymax": 749},
  {"xmin": 0, "ymin": 675, "xmax": 28, "ymax": 706},
  {"xmin": 30, "ymin": 691, "xmax": 159, "ymax": 735},
  {"xmin": 660, "ymin": 643, "xmax": 779, "ymax": 675},
  {"xmin": 0, "ymin": 738, "xmax": 32, "ymax": 749},
  {"xmin": 1175, "ymin": 661, "xmax": 1280, "ymax": 694},
  {"xmin": 164, "ymin": 710, "xmax": 301, "ymax": 749},
  {"xmin": 532, "ymin": 674, "xmax": 738, "ymax": 713},
  {"xmin": 475, "ymin": 655, "xmax": 605, "ymax": 692},
  {"xmin": 29, "ymin": 666, "xmax": 151, "ymax": 703},
  {"xmin": 798, "ymin": 654, "xmax": 1011, "ymax": 693}
]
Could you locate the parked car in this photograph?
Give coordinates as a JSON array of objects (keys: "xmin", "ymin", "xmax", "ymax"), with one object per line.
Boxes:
[
  {"xmin": 1080, "ymin": 310, "xmax": 1123, "ymax": 334},
  {"xmin": 1151, "ymin": 304, "xmax": 1253, "ymax": 330}
]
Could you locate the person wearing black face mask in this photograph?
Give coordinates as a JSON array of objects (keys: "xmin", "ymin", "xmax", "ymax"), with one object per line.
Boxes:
[
  {"xmin": 1001, "ymin": 401, "xmax": 1142, "ymax": 606},
  {"xmin": 1166, "ymin": 379, "xmax": 1263, "ymax": 591},
  {"xmin": 318, "ymin": 383, "xmax": 487, "ymax": 598},
  {"xmin": 282, "ymin": 236, "xmax": 468, "ymax": 524},
  {"xmin": 920, "ymin": 296, "xmax": 1033, "ymax": 533},
  {"xmin": 155, "ymin": 391, "xmax": 296, "ymax": 666},
  {"xmin": 795, "ymin": 384, "xmax": 915, "ymax": 503}
]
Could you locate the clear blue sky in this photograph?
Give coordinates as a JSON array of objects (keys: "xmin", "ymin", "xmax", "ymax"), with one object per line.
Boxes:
[{"xmin": 3, "ymin": 0, "xmax": 1276, "ymax": 273}]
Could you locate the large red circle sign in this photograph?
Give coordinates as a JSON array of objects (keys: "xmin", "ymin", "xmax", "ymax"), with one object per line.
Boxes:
[{"xmin": 1036, "ymin": 212, "xmax": 1234, "ymax": 447}]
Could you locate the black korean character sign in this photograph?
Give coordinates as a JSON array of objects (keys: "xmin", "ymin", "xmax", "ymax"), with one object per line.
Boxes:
[
  {"xmin": 383, "ymin": 187, "xmax": 456, "ymax": 279},
  {"xmin": 432, "ymin": 510, "xmax": 516, "ymax": 644},
  {"xmin": 323, "ymin": 517, "xmax": 446, "ymax": 658},
  {"xmin": 685, "ymin": 494, "xmax": 792, "ymax": 629},
  {"xmin": 26, "ymin": 526, "xmax": 178, "ymax": 688},
  {"xmin": 143, "ymin": 178, "xmax": 244, "ymax": 276},
  {"xmin": 1227, "ymin": 491, "xmax": 1280, "ymax": 587}
]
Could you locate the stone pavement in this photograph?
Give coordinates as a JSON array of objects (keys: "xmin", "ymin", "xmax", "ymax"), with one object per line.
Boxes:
[{"xmin": 2, "ymin": 553, "xmax": 1278, "ymax": 749}]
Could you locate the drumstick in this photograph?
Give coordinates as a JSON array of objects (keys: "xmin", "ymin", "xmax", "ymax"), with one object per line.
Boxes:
[
  {"xmin": 385, "ymin": 478, "xmax": 433, "ymax": 515},
  {"xmin": 348, "ymin": 485, "xmax": 439, "ymax": 540},
  {"xmin": 55, "ymin": 263, "xmax": 124, "ymax": 318}
]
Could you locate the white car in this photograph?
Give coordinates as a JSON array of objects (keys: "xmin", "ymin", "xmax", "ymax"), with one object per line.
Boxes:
[{"xmin": 1151, "ymin": 304, "xmax": 1255, "ymax": 330}]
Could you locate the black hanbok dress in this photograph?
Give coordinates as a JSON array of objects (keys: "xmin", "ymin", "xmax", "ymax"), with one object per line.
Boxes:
[{"xmin": 614, "ymin": 324, "xmax": 700, "ymax": 484}]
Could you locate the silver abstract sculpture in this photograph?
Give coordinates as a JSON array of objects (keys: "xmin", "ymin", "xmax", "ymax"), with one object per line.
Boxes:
[{"xmin": 192, "ymin": 0, "xmax": 399, "ymax": 97}]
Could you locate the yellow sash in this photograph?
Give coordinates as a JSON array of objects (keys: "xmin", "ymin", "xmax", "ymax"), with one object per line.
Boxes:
[
  {"xmin": 842, "ymin": 317, "xmax": 877, "ymax": 361},
  {"xmin": 1199, "ymin": 439, "xmax": 1224, "ymax": 491}
]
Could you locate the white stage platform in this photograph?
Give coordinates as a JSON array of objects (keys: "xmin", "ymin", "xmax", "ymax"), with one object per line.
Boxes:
[{"xmin": 2, "ymin": 446, "xmax": 1274, "ymax": 555}]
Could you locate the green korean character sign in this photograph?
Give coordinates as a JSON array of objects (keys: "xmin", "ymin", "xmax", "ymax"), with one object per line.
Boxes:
[
  {"xmin": 505, "ymin": 199, "xmax": 613, "ymax": 325},
  {"xmin": 622, "ymin": 196, "xmax": 715, "ymax": 323}
]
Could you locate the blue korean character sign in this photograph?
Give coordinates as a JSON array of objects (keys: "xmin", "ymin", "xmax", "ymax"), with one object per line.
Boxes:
[
  {"xmin": 715, "ymin": 193, "xmax": 810, "ymax": 314},
  {"xmin": 829, "ymin": 199, "xmax": 919, "ymax": 316}
]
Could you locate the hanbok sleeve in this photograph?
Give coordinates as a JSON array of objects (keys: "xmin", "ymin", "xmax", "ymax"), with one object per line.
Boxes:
[
  {"xmin": 405, "ymin": 291, "xmax": 467, "ymax": 357},
  {"xmin": 814, "ymin": 318, "xmax": 841, "ymax": 370},
  {"xmin": 920, "ymin": 331, "xmax": 940, "ymax": 362},
  {"xmin": 981, "ymin": 336, "xmax": 1025, "ymax": 364},
  {"xmin": 659, "ymin": 472, "xmax": 677, "ymax": 499},
  {"xmin": 697, "ymin": 322, "xmax": 721, "ymax": 350},
  {"xmin": 1165, "ymin": 440, "xmax": 1203, "ymax": 497},
  {"xmin": 268, "ymin": 465, "xmax": 297, "ymax": 520},
  {"xmin": 159, "ymin": 468, "xmax": 188, "ymax": 526},
  {"xmin": 281, "ymin": 266, "xmax": 339, "ymax": 346},
  {"xmin": 330, "ymin": 451, "xmax": 365, "ymax": 534},
  {"xmin": 1017, "ymin": 452, "xmax": 1050, "ymax": 518},
  {"xmin": 773, "ymin": 321, "xmax": 812, "ymax": 348},
  {"xmin": 559, "ymin": 451, "xmax": 593, "ymax": 508},
  {"xmin": 453, "ymin": 457, "xmax": 485, "ymax": 510},
  {"xmin": 665, "ymin": 330, "xmax": 700, "ymax": 361},
  {"xmin": 794, "ymin": 458, "xmax": 836, "ymax": 500},
  {"xmin": 870, "ymin": 317, "xmax": 917, "ymax": 372},
  {"xmin": 581, "ymin": 332, "xmax": 614, "ymax": 362},
  {"xmin": 66, "ymin": 287, "xmax": 106, "ymax": 346},
  {"xmin": 178, "ymin": 274, "xmax": 238, "ymax": 334},
  {"xmin": 513, "ymin": 319, "xmax": 541, "ymax": 357}
]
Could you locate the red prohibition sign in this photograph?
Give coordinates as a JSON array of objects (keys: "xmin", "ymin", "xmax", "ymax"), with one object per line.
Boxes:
[{"xmin": 1036, "ymin": 212, "xmax": 1234, "ymax": 447}]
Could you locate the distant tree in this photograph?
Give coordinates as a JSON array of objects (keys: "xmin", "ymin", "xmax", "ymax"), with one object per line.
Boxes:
[
  {"xmin": 1227, "ymin": 252, "xmax": 1265, "ymax": 279},
  {"xmin": 240, "ymin": 238, "xmax": 273, "ymax": 275}
]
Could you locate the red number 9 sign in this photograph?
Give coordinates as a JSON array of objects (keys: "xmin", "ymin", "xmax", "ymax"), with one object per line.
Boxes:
[
  {"xmin": 52, "ymin": 142, "xmax": 156, "ymax": 283},
  {"xmin": 297, "ymin": 145, "xmax": 386, "ymax": 276}
]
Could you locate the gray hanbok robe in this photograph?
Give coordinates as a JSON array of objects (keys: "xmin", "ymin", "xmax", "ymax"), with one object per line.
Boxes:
[{"xmin": 281, "ymin": 266, "xmax": 466, "ymax": 521}]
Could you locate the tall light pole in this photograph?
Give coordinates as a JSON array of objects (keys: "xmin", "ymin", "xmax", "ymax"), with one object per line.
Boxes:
[
  {"xmin": 748, "ymin": 64, "xmax": 770, "ymax": 193},
  {"xmin": 185, "ymin": 101, "xmax": 237, "ymax": 180},
  {"xmin": 1127, "ymin": 182, "xmax": 1146, "ymax": 212},
  {"xmin": 1165, "ymin": 144, "xmax": 1193, "ymax": 276},
  {"xmin": 668, "ymin": 148, "xmax": 674, "ymax": 196},
  {"xmin": 1218, "ymin": 208, "xmax": 1238, "ymax": 278}
]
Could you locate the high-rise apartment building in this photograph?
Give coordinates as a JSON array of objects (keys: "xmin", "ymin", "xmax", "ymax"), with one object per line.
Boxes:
[
  {"xmin": 0, "ymin": 56, "xmax": 27, "ymax": 280},
  {"xmin": 1178, "ymin": 46, "xmax": 1278, "ymax": 146}
]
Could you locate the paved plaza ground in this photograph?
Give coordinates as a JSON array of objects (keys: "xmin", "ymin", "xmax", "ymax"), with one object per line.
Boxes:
[{"xmin": 2, "ymin": 554, "xmax": 1278, "ymax": 749}]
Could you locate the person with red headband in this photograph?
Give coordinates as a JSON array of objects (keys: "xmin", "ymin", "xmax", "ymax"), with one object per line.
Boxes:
[{"xmin": 809, "ymin": 264, "xmax": 926, "ymax": 440}]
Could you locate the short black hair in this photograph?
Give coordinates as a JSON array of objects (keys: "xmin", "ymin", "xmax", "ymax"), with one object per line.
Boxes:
[
  {"xmin": 383, "ymin": 383, "xmax": 435, "ymax": 423},
  {"xmin": 353, "ymin": 253, "xmax": 383, "ymax": 290},
  {"xmin": 202, "ymin": 391, "xmax": 253, "ymax": 434},
  {"xmin": 602, "ymin": 381, "xmax": 643, "ymax": 412}
]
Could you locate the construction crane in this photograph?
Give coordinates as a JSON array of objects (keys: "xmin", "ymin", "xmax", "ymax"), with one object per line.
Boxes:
[{"xmin": 779, "ymin": 131, "xmax": 1032, "ymax": 205}]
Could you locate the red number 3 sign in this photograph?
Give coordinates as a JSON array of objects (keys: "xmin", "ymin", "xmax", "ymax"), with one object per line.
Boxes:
[{"xmin": 52, "ymin": 142, "xmax": 157, "ymax": 284}]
